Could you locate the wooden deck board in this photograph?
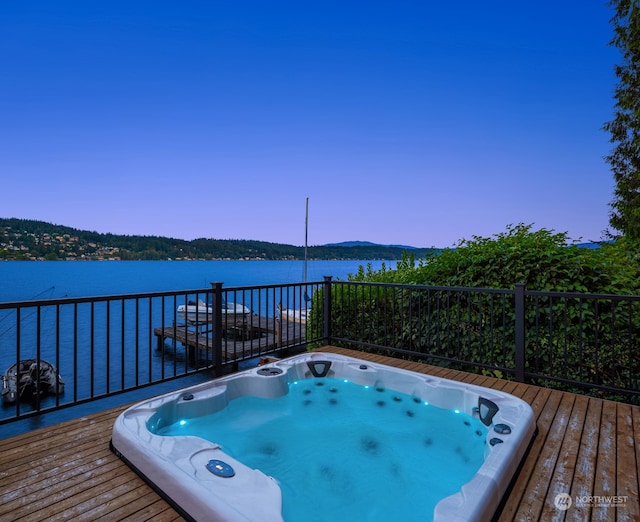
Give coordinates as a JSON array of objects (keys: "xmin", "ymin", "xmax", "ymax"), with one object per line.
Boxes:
[
  {"xmin": 592, "ymin": 402, "xmax": 618, "ymax": 522},
  {"xmin": 540, "ymin": 393, "xmax": 587, "ymax": 521},
  {"xmin": 617, "ymin": 403, "xmax": 640, "ymax": 521},
  {"xmin": 1, "ymin": 346, "xmax": 639, "ymax": 521},
  {"xmin": 511, "ymin": 389, "xmax": 566, "ymax": 520},
  {"xmin": 567, "ymin": 398, "xmax": 603, "ymax": 522}
]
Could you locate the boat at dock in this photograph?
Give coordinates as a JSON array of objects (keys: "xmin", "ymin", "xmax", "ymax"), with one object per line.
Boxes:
[
  {"xmin": 2, "ymin": 359, "xmax": 65, "ymax": 404},
  {"xmin": 177, "ymin": 299, "xmax": 251, "ymax": 323},
  {"xmin": 277, "ymin": 303, "xmax": 308, "ymax": 324}
]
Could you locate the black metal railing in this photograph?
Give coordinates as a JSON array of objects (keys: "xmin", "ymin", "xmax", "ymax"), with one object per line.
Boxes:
[
  {"xmin": 327, "ymin": 281, "xmax": 640, "ymax": 403},
  {"xmin": 0, "ymin": 280, "xmax": 323, "ymax": 425},
  {"xmin": 2, "ymin": 278, "xmax": 639, "ymax": 426}
]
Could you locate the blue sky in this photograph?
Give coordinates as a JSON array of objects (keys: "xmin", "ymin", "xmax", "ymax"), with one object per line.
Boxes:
[{"xmin": 0, "ymin": 1, "xmax": 618, "ymax": 248}]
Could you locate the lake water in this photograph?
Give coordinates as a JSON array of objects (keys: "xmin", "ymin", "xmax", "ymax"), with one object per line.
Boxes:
[
  {"xmin": 0, "ymin": 260, "xmax": 394, "ymax": 437},
  {"xmin": 0, "ymin": 259, "xmax": 394, "ymax": 302}
]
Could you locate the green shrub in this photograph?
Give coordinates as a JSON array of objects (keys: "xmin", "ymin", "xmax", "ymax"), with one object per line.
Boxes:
[
  {"xmin": 338, "ymin": 224, "xmax": 640, "ymax": 402},
  {"xmin": 360, "ymin": 224, "xmax": 638, "ymax": 293}
]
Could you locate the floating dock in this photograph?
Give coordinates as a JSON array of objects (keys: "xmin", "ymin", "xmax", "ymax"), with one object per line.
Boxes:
[{"xmin": 153, "ymin": 313, "xmax": 306, "ymax": 361}]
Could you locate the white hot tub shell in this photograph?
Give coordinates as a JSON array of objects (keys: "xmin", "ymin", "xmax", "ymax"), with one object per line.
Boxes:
[{"xmin": 111, "ymin": 352, "xmax": 536, "ymax": 522}]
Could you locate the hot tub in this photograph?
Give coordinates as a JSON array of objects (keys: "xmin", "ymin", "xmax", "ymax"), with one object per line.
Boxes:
[{"xmin": 111, "ymin": 352, "xmax": 536, "ymax": 521}]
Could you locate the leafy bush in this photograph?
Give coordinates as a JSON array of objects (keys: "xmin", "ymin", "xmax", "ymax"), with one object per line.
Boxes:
[
  {"xmin": 356, "ymin": 224, "xmax": 639, "ymax": 293},
  {"xmin": 337, "ymin": 225, "xmax": 640, "ymax": 402}
]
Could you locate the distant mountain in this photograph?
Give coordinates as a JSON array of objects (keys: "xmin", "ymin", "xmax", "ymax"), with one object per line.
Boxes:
[
  {"xmin": 325, "ymin": 241, "xmax": 422, "ymax": 249},
  {"xmin": 575, "ymin": 241, "xmax": 614, "ymax": 249}
]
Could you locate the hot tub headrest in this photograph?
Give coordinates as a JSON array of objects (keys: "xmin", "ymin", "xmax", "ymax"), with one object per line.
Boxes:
[
  {"xmin": 478, "ymin": 397, "xmax": 499, "ymax": 427},
  {"xmin": 307, "ymin": 360, "xmax": 332, "ymax": 378}
]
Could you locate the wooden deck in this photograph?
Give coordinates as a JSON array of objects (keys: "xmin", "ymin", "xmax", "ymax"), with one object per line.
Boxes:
[{"xmin": 1, "ymin": 346, "xmax": 638, "ymax": 521}]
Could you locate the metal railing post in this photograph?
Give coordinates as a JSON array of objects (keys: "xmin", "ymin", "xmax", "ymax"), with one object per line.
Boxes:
[
  {"xmin": 210, "ymin": 282, "xmax": 224, "ymax": 375},
  {"xmin": 323, "ymin": 276, "xmax": 332, "ymax": 345},
  {"xmin": 514, "ymin": 283, "xmax": 526, "ymax": 382},
  {"xmin": 4, "ymin": 279, "xmax": 640, "ymax": 427}
]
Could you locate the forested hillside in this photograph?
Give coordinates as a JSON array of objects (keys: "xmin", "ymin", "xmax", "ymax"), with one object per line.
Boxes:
[{"xmin": 0, "ymin": 218, "xmax": 430, "ymax": 261}]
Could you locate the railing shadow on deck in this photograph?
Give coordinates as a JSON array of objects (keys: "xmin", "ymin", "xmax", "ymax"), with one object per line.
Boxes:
[{"xmin": 2, "ymin": 278, "xmax": 639, "ymax": 428}]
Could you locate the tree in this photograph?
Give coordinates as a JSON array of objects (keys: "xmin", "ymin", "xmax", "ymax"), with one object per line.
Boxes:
[{"xmin": 603, "ymin": 0, "xmax": 640, "ymax": 240}]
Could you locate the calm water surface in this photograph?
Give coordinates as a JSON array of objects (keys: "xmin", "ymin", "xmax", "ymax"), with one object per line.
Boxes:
[
  {"xmin": 0, "ymin": 259, "xmax": 393, "ymax": 302},
  {"xmin": 0, "ymin": 260, "xmax": 394, "ymax": 437}
]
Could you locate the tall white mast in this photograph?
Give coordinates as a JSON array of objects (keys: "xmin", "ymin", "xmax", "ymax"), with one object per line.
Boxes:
[{"xmin": 303, "ymin": 197, "xmax": 309, "ymax": 283}]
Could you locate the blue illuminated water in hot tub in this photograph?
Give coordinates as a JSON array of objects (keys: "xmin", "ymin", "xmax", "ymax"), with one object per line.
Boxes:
[{"xmin": 154, "ymin": 377, "xmax": 488, "ymax": 521}]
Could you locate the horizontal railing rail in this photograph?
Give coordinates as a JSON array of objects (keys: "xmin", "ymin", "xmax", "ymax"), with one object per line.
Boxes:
[
  {"xmin": 327, "ymin": 281, "xmax": 640, "ymax": 403},
  {"xmin": 2, "ymin": 278, "xmax": 638, "ymax": 427},
  {"xmin": 523, "ymin": 287, "xmax": 640, "ymax": 399},
  {"xmin": 0, "ymin": 280, "xmax": 323, "ymax": 425}
]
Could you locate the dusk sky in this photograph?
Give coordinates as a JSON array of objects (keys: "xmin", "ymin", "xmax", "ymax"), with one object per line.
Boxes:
[{"xmin": 1, "ymin": 1, "xmax": 618, "ymax": 248}]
